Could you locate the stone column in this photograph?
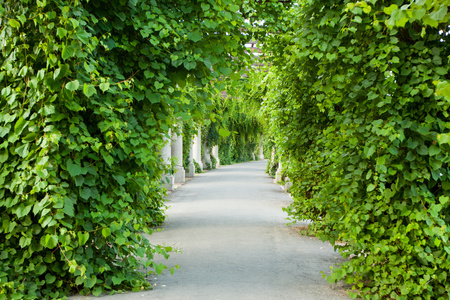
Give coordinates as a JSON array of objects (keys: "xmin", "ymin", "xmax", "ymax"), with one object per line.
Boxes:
[
  {"xmin": 161, "ymin": 130, "xmax": 174, "ymax": 191},
  {"xmin": 186, "ymin": 140, "xmax": 196, "ymax": 177},
  {"xmin": 192, "ymin": 128, "xmax": 203, "ymax": 170},
  {"xmin": 275, "ymin": 161, "xmax": 283, "ymax": 183},
  {"xmin": 212, "ymin": 145, "xmax": 220, "ymax": 168},
  {"xmin": 258, "ymin": 135, "xmax": 264, "ymax": 160},
  {"xmin": 284, "ymin": 177, "xmax": 293, "ymax": 192},
  {"xmin": 202, "ymin": 140, "xmax": 211, "ymax": 169},
  {"xmin": 171, "ymin": 128, "xmax": 185, "ymax": 184},
  {"xmin": 270, "ymin": 148, "xmax": 276, "ymax": 164}
]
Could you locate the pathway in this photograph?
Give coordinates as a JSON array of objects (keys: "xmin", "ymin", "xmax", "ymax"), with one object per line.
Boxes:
[{"xmin": 71, "ymin": 160, "xmax": 350, "ymax": 300}]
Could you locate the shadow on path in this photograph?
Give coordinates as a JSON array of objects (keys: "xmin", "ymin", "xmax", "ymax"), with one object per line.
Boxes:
[{"xmin": 70, "ymin": 160, "xmax": 350, "ymax": 300}]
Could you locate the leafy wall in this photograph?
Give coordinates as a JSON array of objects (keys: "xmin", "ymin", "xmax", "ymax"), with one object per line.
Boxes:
[
  {"xmin": 262, "ymin": 0, "xmax": 450, "ymax": 298},
  {"xmin": 0, "ymin": 0, "xmax": 261, "ymax": 298}
]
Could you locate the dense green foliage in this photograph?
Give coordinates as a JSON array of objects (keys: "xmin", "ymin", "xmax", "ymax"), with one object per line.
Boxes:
[
  {"xmin": 215, "ymin": 79, "xmax": 264, "ymax": 165},
  {"xmin": 0, "ymin": 0, "xmax": 271, "ymax": 298},
  {"xmin": 262, "ymin": 0, "xmax": 450, "ymax": 298}
]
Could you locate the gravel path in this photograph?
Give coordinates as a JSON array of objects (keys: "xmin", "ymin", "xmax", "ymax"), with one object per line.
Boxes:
[{"xmin": 70, "ymin": 160, "xmax": 350, "ymax": 300}]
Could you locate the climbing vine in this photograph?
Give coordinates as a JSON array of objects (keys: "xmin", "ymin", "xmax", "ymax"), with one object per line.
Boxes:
[
  {"xmin": 213, "ymin": 77, "xmax": 264, "ymax": 165},
  {"xmin": 0, "ymin": 0, "xmax": 280, "ymax": 298},
  {"xmin": 262, "ymin": 0, "xmax": 450, "ymax": 298}
]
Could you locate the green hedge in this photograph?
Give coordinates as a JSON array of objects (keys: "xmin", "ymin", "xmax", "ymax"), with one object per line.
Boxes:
[
  {"xmin": 263, "ymin": 0, "xmax": 450, "ymax": 298},
  {"xmin": 0, "ymin": 0, "xmax": 259, "ymax": 298}
]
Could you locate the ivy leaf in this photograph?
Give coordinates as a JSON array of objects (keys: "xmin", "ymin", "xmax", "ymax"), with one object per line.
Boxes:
[
  {"xmin": 112, "ymin": 174, "xmax": 126, "ymax": 185},
  {"xmin": 57, "ymin": 27, "xmax": 68, "ymax": 39},
  {"xmin": 219, "ymin": 67, "xmax": 232, "ymax": 76},
  {"xmin": 184, "ymin": 60, "xmax": 197, "ymax": 70},
  {"xmin": 430, "ymin": 6, "xmax": 448, "ymax": 22},
  {"xmin": 429, "ymin": 145, "xmax": 441, "ymax": 156},
  {"xmin": 102, "ymin": 227, "xmax": 111, "ymax": 238},
  {"xmin": 367, "ymin": 184, "xmax": 376, "ymax": 192},
  {"xmin": 13, "ymin": 117, "xmax": 25, "ymax": 133},
  {"xmin": 92, "ymin": 287, "xmax": 102, "ymax": 297},
  {"xmin": 45, "ymin": 273, "xmax": 56, "ymax": 284},
  {"xmin": 364, "ymin": 146, "xmax": 376, "ymax": 158},
  {"xmin": 101, "ymin": 149, "xmax": 114, "ymax": 166},
  {"xmin": 384, "ymin": 4, "xmax": 398, "ymax": 15},
  {"xmin": 437, "ymin": 133, "xmax": 450, "ymax": 145},
  {"xmin": 14, "ymin": 203, "xmax": 32, "ymax": 218},
  {"xmin": 218, "ymin": 127, "xmax": 231, "ymax": 137},
  {"xmin": 0, "ymin": 149, "xmax": 9, "ymax": 163},
  {"xmin": 15, "ymin": 144, "xmax": 29, "ymax": 158},
  {"xmin": 41, "ymin": 234, "xmax": 58, "ymax": 249},
  {"xmin": 83, "ymin": 84, "xmax": 97, "ymax": 97},
  {"xmin": 80, "ymin": 188, "xmax": 92, "ymax": 200},
  {"xmin": 116, "ymin": 236, "xmax": 126, "ymax": 245},
  {"xmin": 229, "ymin": 4, "xmax": 239, "ymax": 12},
  {"xmin": 76, "ymin": 29, "xmax": 90, "ymax": 44},
  {"xmin": 62, "ymin": 45, "xmax": 75, "ymax": 60},
  {"xmin": 201, "ymin": 3, "xmax": 210, "ymax": 11},
  {"xmin": 65, "ymin": 80, "xmax": 80, "ymax": 91},
  {"xmin": 9, "ymin": 19, "xmax": 20, "ymax": 28},
  {"xmin": 154, "ymin": 263, "xmax": 166, "ymax": 275},
  {"xmin": 18, "ymin": 15, "xmax": 26, "ymax": 25},
  {"xmin": 435, "ymin": 81, "xmax": 450, "ymax": 101},
  {"xmin": 203, "ymin": 58, "xmax": 212, "ymax": 69},
  {"xmin": 99, "ymin": 82, "xmax": 110, "ymax": 92},
  {"xmin": 187, "ymin": 31, "xmax": 202, "ymax": 42},
  {"xmin": 19, "ymin": 236, "xmax": 32, "ymax": 248},
  {"xmin": 63, "ymin": 196, "xmax": 75, "ymax": 217},
  {"xmin": 77, "ymin": 232, "xmax": 89, "ymax": 246},
  {"xmin": 66, "ymin": 159, "xmax": 84, "ymax": 177}
]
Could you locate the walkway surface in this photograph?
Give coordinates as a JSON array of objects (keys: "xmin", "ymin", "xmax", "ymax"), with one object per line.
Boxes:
[{"xmin": 71, "ymin": 160, "xmax": 350, "ymax": 300}]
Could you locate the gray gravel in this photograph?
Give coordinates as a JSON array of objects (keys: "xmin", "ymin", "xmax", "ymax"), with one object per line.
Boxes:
[{"xmin": 70, "ymin": 160, "xmax": 350, "ymax": 300}]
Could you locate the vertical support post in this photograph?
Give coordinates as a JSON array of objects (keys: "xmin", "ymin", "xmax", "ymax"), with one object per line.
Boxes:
[
  {"xmin": 212, "ymin": 145, "xmax": 220, "ymax": 168},
  {"xmin": 258, "ymin": 135, "xmax": 264, "ymax": 160},
  {"xmin": 202, "ymin": 140, "xmax": 211, "ymax": 169},
  {"xmin": 275, "ymin": 161, "xmax": 283, "ymax": 183},
  {"xmin": 171, "ymin": 127, "xmax": 185, "ymax": 184},
  {"xmin": 186, "ymin": 139, "xmax": 196, "ymax": 177},
  {"xmin": 161, "ymin": 130, "xmax": 174, "ymax": 191},
  {"xmin": 192, "ymin": 127, "xmax": 203, "ymax": 171}
]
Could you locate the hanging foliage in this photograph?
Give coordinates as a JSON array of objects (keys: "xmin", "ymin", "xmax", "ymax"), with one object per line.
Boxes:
[
  {"xmin": 0, "ymin": 0, "xmax": 279, "ymax": 298},
  {"xmin": 263, "ymin": 0, "xmax": 450, "ymax": 298},
  {"xmin": 211, "ymin": 76, "xmax": 265, "ymax": 165}
]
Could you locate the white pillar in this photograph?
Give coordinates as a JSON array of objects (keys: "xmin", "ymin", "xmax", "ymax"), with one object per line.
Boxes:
[
  {"xmin": 275, "ymin": 161, "xmax": 283, "ymax": 183},
  {"xmin": 186, "ymin": 140, "xmax": 196, "ymax": 177},
  {"xmin": 284, "ymin": 177, "xmax": 293, "ymax": 192},
  {"xmin": 270, "ymin": 148, "xmax": 276, "ymax": 164},
  {"xmin": 258, "ymin": 136, "xmax": 264, "ymax": 160},
  {"xmin": 202, "ymin": 140, "xmax": 211, "ymax": 169},
  {"xmin": 212, "ymin": 145, "xmax": 220, "ymax": 168},
  {"xmin": 192, "ymin": 128, "xmax": 203, "ymax": 170},
  {"xmin": 171, "ymin": 129, "xmax": 185, "ymax": 184},
  {"xmin": 161, "ymin": 130, "xmax": 174, "ymax": 191}
]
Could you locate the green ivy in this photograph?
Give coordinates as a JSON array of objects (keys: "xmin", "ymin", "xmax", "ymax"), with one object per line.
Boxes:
[
  {"xmin": 182, "ymin": 122, "xmax": 196, "ymax": 171},
  {"xmin": 0, "ymin": 0, "xmax": 279, "ymax": 298},
  {"xmin": 262, "ymin": 0, "xmax": 450, "ymax": 298},
  {"xmin": 193, "ymin": 160, "xmax": 203, "ymax": 174}
]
